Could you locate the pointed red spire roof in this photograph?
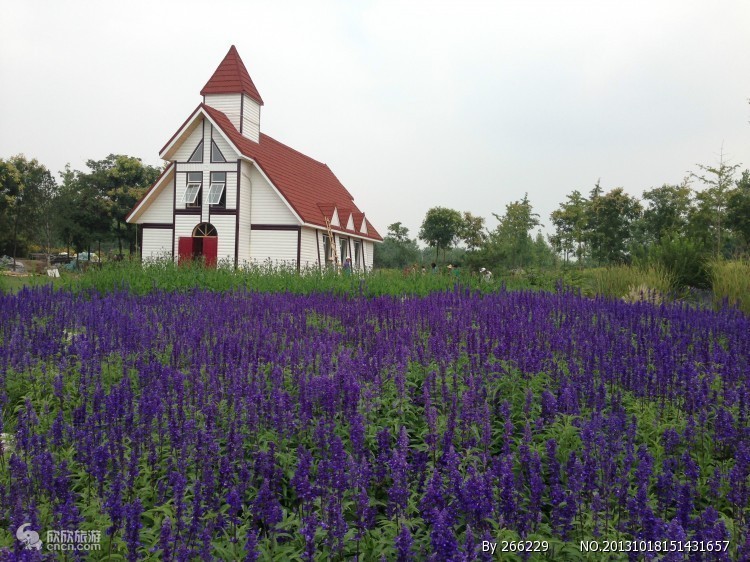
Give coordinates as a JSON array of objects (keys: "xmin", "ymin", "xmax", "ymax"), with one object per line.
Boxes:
[{"xmin": 200, "ymin": 45, "xmax": 264, "ymax": 105}]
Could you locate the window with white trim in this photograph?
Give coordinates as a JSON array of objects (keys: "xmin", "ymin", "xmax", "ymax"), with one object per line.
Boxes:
[
  {"xmin": 188, "ymin": 141, "xmax": 203, "ymax": 163},
  {"xmin": 207, "ymin": 172, "xmax": 226, "ymax": 206},
  {"xmin": 354, "ymin": 240, "xmax": 361, "ymax": 268},
  {"xmin": 211, "ymin": 140, "xmax": 226, "ymax": 163},
  {"xmin": 182, "ymin": 172, "xmax": 202, "ymax": 207}
]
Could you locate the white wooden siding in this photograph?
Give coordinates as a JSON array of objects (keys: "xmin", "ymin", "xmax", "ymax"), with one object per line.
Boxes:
[
  {"xmin": 250, "ymin": 230, "xmax": 297, "ymax": 266},
  {"xmin": 142, "ymin": 229, "xmax": 172, "ymax": 261},
  {"xmin": 211, "ymin": 215, "xmax": 236, "ymax": 265},
  {"xmin": 139, "ymin": 180, "xmax": 174, "ymax": 223},
  {"xmin": 223, "ymin": 172, "xmax": 237, "ymax": 211},
  {"xmin": 299, "ymin": 227, "xmax": 318, "ymax": 270},
  {"xmin": 201, "ymin": 196, "xmax": 210, "ymax": 223},
  {"xmin": 205, "ymin": 94, "xmax": 241, "ymax": 130},
  {"xmin": 248, "ymin": 166, "xmax": 297, "ymax": 224},
  {"xmin": 241, "ymin": 94, "xmax": 260, "ymax": 142},
  {"xmin": 174, "ymin": 215, "xmax": 201, "ymax": 259},
  {"xmin": 172, "ymin": 122, "xmax": 204, "ymax": 161},
  {"xmin": 237, "ymin": 163, "xmax": 252, "ymax": 265}
]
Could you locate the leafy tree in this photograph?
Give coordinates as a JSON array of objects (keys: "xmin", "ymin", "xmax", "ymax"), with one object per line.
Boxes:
[
  {"xmin": 726, "ymin": 169, "xmax": 750, "ymax": 254},
  {"xmin": 0, "ymin": 155, "xmax": 56, "ymax": 260},
  {"xmin": 459, "ymin": 212, "xmax": 486, "ymax": 251},
  {"xmin": 586, "ymin": 187, "xmax": 642, "ymax": 264},
  {"xmin": 84, "ymin": 155, "xmax": 161, "ymax": 255},
  {"xmin": 641, "ymin": 181, "xmax": 693, "ymax": 244},
  {"xmin": 549, "ymin": 190, "xmax": 588, "ymax": 263},
  {"xmin": 373, "ymin": 222, "xmax": 420, "ymax": 269},
  {"xmin": 53, "ymin": 165, "xmax": 111, "ymax": 254},
  {"xmin": 419, "ymin": 207, "xmax": 463, "ymax": 263},
  {"xmin": 689, "ymin": 151, "xmax": 740, "ymax": 258},
  {"xmin": 486, "ymin": 193, "xmax": 541, "ymax": 269}
]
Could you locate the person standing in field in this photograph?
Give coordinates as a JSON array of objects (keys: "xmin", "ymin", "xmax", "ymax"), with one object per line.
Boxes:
[{"xmin": 343, "ymin": 257, "xmax": 352, "ymax": 276}]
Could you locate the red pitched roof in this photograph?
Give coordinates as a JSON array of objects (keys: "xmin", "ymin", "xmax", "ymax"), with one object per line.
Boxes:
[
  {"xmin": 202, "ymin": 104, "xmax": 382, "ymax": 241},
  {"xmin": 200, "ymin": 45, "xmax": 264, "ymax": 106}
]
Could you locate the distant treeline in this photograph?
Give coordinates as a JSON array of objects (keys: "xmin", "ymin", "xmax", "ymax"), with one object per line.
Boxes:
[
  {"xmin": 0, "ymin": 154, "xmax": 161, "ymax": 259},
  {"xmin": 375, "ymin": 154, "xmax": 750, "ymax": 289},
  {"xmin": 2, "ymin": 151, "xmax": 749, "ymax": 289}
]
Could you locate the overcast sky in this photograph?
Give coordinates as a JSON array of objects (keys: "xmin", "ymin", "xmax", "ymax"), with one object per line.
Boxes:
[{"xmin": 2, "ymin": 0, "xmax": 749, "ymax": 239}]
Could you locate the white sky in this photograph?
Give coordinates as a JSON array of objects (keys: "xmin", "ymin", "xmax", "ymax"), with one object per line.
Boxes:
[{"xmin": 2, "ymin": 0, "xmax": 749, "ymax": 239}]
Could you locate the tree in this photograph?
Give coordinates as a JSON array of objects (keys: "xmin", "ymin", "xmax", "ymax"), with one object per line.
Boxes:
[
  {"xmin": 53, "ymin": 165, "xmax": 111, "ymax": 255},
  {"xmin": 419, "ymin": 207, "xmax": 463, "ymax": 263},
  {"xmin": 641, "ymin": 181, "xmax": 693, "ymax": 244},
  {"xmin": 549, "ymin": 190, "xmax": 588, "ymax": 263},
  {"xmin": 586, "ymin": 187, "xmax": 642, "ymax": 264},
  {"xmin": 0, "ymin": 155, "xmax": 56, "ymax": 261},
  {"xmin": 83, "ymin": 155, "xmax": 161, "ymax": 255},
  {"xmin": 459, "ymin": 211, "xmax": 486, "ymax": 251},
  {"xmin": 373, "ymin": 222, "xmax": 420, "ymax": 269},
  {"xmin": 689, "ymin": 150, "xmax": 740, "ymax": 258},
  {"xmin": 486, "ymin": 193, "xmax": 541, "ymax": 269},
  {"xmin": 727, "ymin": 170, "xmax": 750, "ymax": 254}
]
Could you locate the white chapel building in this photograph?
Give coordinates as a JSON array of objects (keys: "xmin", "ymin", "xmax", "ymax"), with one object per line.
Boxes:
[{"xmin": 126, "ymin": 46, "xmax": 381, "ymax": 270}]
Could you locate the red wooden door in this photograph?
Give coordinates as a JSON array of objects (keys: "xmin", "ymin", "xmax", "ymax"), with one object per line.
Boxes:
[
  {"xmin": 178, "ymin": 237, "xmax": 194, "ymax": 264},
  {"xmin": 203, "ymin": 237, "xmax": 218, "ymax": 267}
]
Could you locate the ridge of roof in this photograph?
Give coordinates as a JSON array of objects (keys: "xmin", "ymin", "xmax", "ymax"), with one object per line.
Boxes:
[
  {"xmin": 200, "ymin": 45, "xmax": 264, "ymax": 106},
  {"xmin": 159, "ymin": 103, "xmax": 381, "ymax": 241}
]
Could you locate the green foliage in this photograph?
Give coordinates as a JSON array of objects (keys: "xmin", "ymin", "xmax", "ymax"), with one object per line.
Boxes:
[
  {"xmin": 726, "ymin": 170, "xmax": 750, "ymax": 253},
  {"xmin": 485, "ymin": 193, "xmax": 542, "ymax": 270},
  {"xmin": 458, "ymin": 211, "xmax": 486, "ymax": 251},
  {"xmin": 549, "ymin": 190, "xmax": 588, "ymax": 263},
  {"xmin": 0, "ymin": 155, "xmax": 57, "ymax": 257},
  {"xmin": 640, "ymin": 181, "xmax": 692, "ymax": 244},
  {"xmin": 647, "ymin": 236, "xmax": 711, "ymax": 290},
  {"xmin": 373, "ymin": 222, "xmax": 420, "ymax": 269},
  {"xmin": 586, "ymin": 186, "xmax": 642, "ymax": 264},
  {"xmin": 56, "ymin": 155, "xmax": 161, "ymax": 255},
  {"xmin": 418, "ymin": 207, "xmax": 463, "ymax": 262},
  {"xmin": 689, "ymin": 152, "xmax": 741, "ymax": 259}
]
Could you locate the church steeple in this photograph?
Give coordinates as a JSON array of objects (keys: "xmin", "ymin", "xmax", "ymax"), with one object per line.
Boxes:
[
  {"xmin": 201, "ymin": 46, "xmax": 263, "ymax": 142},
  {"xmin": 201, "ymin": 45, "xmax": 263, "ymax": 105}
]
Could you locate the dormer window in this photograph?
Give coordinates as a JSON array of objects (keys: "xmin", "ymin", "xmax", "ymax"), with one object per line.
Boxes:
[
  {"xmin": 183, "ymin": 172, "xmax": 202, "ymax": 207},
  {"xmin": 207, "ymin": 172, "xmax": 226, "ymax": 206},
  {"xmin": 188, "ymin": 141, "xmax": 204, "ymax": 163}
]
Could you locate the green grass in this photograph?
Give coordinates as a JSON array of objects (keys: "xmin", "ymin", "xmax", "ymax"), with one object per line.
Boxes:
[{"xmin": 3, "ymin": 259, "xmax": 493, "ymax": 297}]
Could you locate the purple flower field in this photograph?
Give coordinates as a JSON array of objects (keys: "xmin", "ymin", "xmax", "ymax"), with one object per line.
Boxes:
[{"xmin": 0, "ymin": 286, "xmax": 749, "ymax": 560}]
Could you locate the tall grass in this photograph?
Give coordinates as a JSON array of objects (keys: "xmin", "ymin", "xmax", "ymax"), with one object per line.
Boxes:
[
  {"xmin": 47, "ymin": 259, "xmax": 494, "ymax": 297},
  {"xmin": 709, "ymin": 259, "xmax": 750, "ymax": 314},
  {"xmin": 583, "ymin": 264, "xmax": 675, "ymax": 300}
]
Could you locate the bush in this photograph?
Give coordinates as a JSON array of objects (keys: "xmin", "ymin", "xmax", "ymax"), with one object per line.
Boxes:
[{"xmin": 649, "ymin": 237, "xmax": 710, "ymax": 289}]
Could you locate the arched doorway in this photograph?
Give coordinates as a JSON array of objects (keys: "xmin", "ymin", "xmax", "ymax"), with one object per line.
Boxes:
[{"xmin": 178, "ymin": 223, "xmax": 218, "ymax": 267}]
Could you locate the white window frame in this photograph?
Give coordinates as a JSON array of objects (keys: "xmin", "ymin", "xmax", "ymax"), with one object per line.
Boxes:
[
  {"xmin": 181, "ymin": 182, "xmax": 201, "ymax": 204},
  {"xmin": 206, "ymin": 182, "xmax": 226, "ymax": 205}
]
